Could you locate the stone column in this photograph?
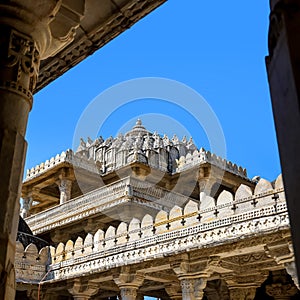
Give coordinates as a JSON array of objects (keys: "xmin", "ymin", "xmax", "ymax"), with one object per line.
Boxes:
[
  {"xmin": 68, "ymin": 279, "xmax": 99, "ymax": 300},
  {"xmin": 0, "ymin": 24, "xmax": 39, "ymax": 300},
  {"xmin": 180, "ymin": 277, "xmax": 207, "ymax": 300},
  {"xmin": 119, "ymin": 286, "xmax": 139, "ymax": 300},
  {"xmin": 21, "ymin": 194, "xmax": 33, "ymax": 218},
  {"xmin": 0, "ymin": 2, "xmax": 59, "ymax": 298},
  {"xmin": 225, "ymin": 272, "xmax": 268, "ymax": 300},
  {"xmin": 0, "ymin": 1, "xmax": 85, "ymax": 298},
  {"xmin": 171, "ymin": 255, "xmax": 211, "ymax": 300},
  {"xmin": 114, "ymin": 268, "xmax": 144, "ymax": 300},
  {"xmin": 57, "ymin": 178, "xmax": 72, "ymax": 204}
]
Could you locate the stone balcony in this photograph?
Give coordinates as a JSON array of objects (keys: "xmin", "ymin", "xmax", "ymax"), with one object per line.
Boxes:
[{"xmin": 25, "ymin": 176, "xmax": 195, "ymax": 235}]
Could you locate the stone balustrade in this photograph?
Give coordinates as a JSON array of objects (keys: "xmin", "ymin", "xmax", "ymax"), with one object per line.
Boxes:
[
  {"xmin": 25, "ymin": 149, "xmax": 100, "ymax": 181},
  {"xmin": 25, "ymin": 146, "xmax": 248, "ymax": 182},
  {"xmin": 25, "ymin": 177, "xmax": 194, "ymax": 235},
  {"xmin": 15, "ymin": 242, "xmax": 49, "ymax": 283},
  {"xmin": 45, "ymin": 174, "xmax": 288, "ymax": 281},
  {"xmin": 176, "ymin": 148, "xmax": 247, "ymax": 178},
  {"xmin": 25, "ymin": 150, "xmax": 71, "ymax": 180}
]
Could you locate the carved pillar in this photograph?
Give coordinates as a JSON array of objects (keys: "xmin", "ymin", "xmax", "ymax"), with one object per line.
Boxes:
[
  {"xmin": 0, "ymin": 24, "xmax": 39, "ymax": 300},
  {"xmin": 119, "ymin": 287, "xmax": 138, "ymax": 300},
  {"xmin": 0, "ymin": 1, "xmax": 85, "ymax": 298},
  {"xmin": 265, "ymin": 241, "xmax": 299, "ymax": 289},
  {"xmin": 68, "ymin": 279, "xmax": 99, "ymax": 300},
  {"xmin": 114, "ymin": 268, "xmax": 144, "ymax": 300},
  {"xmin": 225, "ymin": 272, "xmax": 268, "ymax": 300},
  {"xmin": 171, "ymin": 255, "xmax": 212, "ymax": 300},
  {"xmin": 198, "ymin": 167, "xmax": 215, "ymax": 198},
  {"xmin": 0, "ymin": 5, "xmax": 52, "ymax": 299},
  {"xmin": 57, "ymin": 178, "xmax": 72, "ymax": 204},
  {"xmin": 180, "ymin": 277, "xmax": 207, "ymax": 300},
  {"xmin": 21, "ymin": 194, "xmax": 33, "ymax": 218}
]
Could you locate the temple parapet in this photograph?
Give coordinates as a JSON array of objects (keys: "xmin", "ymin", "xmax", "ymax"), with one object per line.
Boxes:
[
  {"xmin": 45, "ymin": 174, "xmax": 289, "ymax": 280},
  {"xmin": 176, "ymin": 148, "xmax": 247, "ymax": 178},
  {"xmin": 25, "ymin": 176, "xmax": 195, "ymax": 235},
  {"xmin": 15, "ymin": 242, "xmax": 49, "ymax": 284}
]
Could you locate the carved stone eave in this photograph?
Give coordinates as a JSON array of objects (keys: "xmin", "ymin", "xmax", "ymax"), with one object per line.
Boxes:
[{"xmin": 35, "ymin": 0, "xmax": 167, "ymax": 92}]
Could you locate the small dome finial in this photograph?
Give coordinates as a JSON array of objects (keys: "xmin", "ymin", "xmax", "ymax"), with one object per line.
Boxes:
[{"xmin": 136, "ymin": 118, "xmax": 142, "ymax": 126}]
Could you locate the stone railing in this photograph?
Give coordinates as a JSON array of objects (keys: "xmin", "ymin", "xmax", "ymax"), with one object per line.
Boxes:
[
  {"xmin": 25, "ymin": 147, "xmax": 249, "ymax": 182},
  {"xmin": 25, "ymin": 150, "xmax": 71, "ymax": 181},
  {"xmin": 15, "ymin": 242, "xmax": 49, "ymax": 284},
  {"xmin": 25, "ymin": 149, "xmax": 100, "ymax": 181},
  {"xmin": 26, "ymin": 177, "xmax": 194, "ymax": 235},
  {"xmin": 176, "ymin": 148, "xmax": 247, "ymax": 178},
  {"xmin": 46, "ymin": 175, "xmax": 288, "ymax": 281}
]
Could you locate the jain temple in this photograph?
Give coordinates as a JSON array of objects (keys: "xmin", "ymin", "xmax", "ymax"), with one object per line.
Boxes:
[{"xmin": 15, "ymin": 120, "xmax": 300, "ymax": 300}]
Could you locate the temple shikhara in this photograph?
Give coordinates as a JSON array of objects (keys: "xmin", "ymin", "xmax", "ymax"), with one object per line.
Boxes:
[{"xmin": 16, "ymin": 120, "xmax": 299, "ymax": 299}]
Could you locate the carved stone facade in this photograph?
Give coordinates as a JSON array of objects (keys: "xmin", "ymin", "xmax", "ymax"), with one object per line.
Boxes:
[{"xmin": 14, "ymin": 121, "xmax": 300, "ymax": 299}]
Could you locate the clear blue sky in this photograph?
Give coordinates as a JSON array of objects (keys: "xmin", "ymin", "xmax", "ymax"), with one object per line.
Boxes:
[{"xmin": 26, "ymin": 0, "xmax": 280, "ymax": 181}]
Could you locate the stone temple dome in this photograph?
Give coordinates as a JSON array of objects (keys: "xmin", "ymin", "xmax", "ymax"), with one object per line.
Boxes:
[
  {"xmin": 125, "ymin": 118, "xmax": 150, "ymax": 137},
  {"xmin": 25, "ymin": 119, "xmax": 247, "ymax": 182},
  {"xmin": 75, "ymin": 119, "xmax": 198, "ymax": 174}
]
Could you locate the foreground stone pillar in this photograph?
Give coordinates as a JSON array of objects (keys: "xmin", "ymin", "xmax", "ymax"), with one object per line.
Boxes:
[
  {"xmin": 180, "ymin": 277, "xmax": 207, "ymax": 300},
  {"xmin": 0, "ymin": 24, "xmax": 40, "ymax": 299},
  {"xmin": 266, "ymin": 0, "xmax": 300, "ymax": 278},
  {"xmin": 0, "ymin": 1, "xmax": 84, "ymax": 298}
]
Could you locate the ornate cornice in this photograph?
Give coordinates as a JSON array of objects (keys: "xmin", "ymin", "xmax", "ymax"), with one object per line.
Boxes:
[{"xmin": 35, "ymin": 0, "xmax": 167, "ymax": 92}]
